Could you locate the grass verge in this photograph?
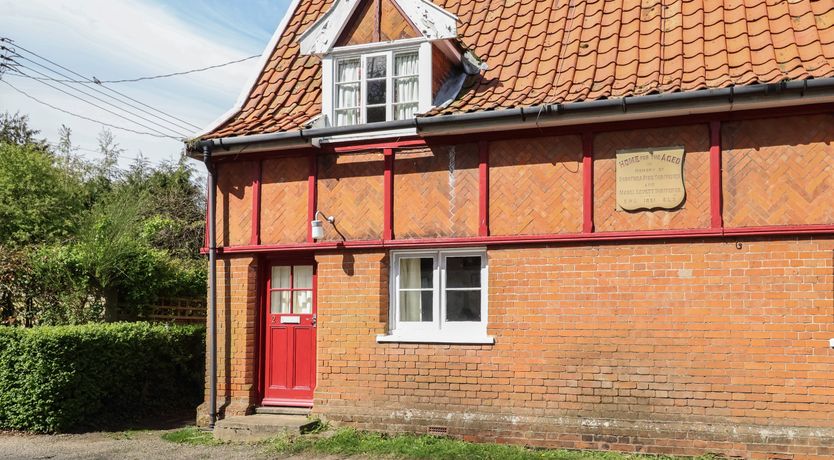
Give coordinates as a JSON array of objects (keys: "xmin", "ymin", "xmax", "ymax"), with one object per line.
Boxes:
[
  {"xmin": 161, "ymin": 427, "xmax": 222, "ymax": 446},
  {"xmin": 264, "ymin": 427, "xmax": 715, "ymax": 460}
]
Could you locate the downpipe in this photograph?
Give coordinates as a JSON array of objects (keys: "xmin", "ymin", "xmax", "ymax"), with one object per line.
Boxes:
[{"xmin": 203, "ymin": 144, "xmax": 218, "ymax": 429}]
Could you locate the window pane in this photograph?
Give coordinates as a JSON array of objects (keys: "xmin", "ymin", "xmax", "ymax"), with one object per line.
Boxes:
[
  {"xmin": 271, "ymin": 291, "xmax": 291, "ymax": 314},
  {"xmin": 446, "ymin": 290, "xmax": 481, "ymax": 321},
  {"xmin": 366, "ymin": 106, "xmax": 386, "ymax": 123},
  {"xmin": 337, "ymin": 59, "xmax": 359, "ymax": 82},
  {"xmin": 394, "ymin": 103, "xmax": 418, "ymax": 120},
  {"xmin": 394, "ymin": 76, "xmax": 418, "ymax": 103},
  {"xmin": 367, "ymin": 79, "xmax": 386, "ymax": 105},
  {"xmin": 272, "ymin": 266, "xmax": 291, "ymax": 289},
  {"xmin": 335, "ymin": 108, "xmax": 359, "ymax": 126},
  {"xmin": 293, "ymin": 266, "xmax": 313, "ymax": 289},
  {"xmin": 366, "ymin": 56, "xmax": 386, "ymax": 78},
  {"xmin": 294, "ymin": 291, "xmax": 312, "ymax": 314},
  {"xmin": 399, "ymin": 290, "xmax": 433, "ymax": 322},
  {"xmin": 394, "ymin": 52, "xmax": 418, "ymax": 76},
  {"xmin": 446, "ymin": 257, "xmax": 481, "ymax": 288},
  {"xmin": 400, "ymin": 258, "xmax": 432, "ymax": 289},
  {"xmin": 336, "ymin": 82, "xmax": 359, "ymax": 109}
]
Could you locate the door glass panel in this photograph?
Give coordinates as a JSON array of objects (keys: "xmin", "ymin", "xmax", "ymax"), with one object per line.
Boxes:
[
  {"xmin": 293, "ymin": 266, "xmax": 313, "ymax": 289},
  {"xmin": 271, "ymin": 291, "xmax": 291, "ymax": 314},
  {"xmin": 399, "ymin": 290, "xmax": 432, "ymax": 322},
  {"xmin": 272, "ymin": 266, "xmax": 291, "ymax": 289},
  {"xmin": 446, "ymin": 290, "xmax": 481, "ymax": 321},
  {"xmin": 446, "ymin": 257, "xmax": 481, "ymax": 288},
  {"xmin": 294, "ymin": 291, "xmax": 312, "ymax": 314}
]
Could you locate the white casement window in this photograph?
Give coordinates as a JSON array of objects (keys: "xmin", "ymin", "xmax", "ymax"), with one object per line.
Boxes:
[
  {"xmin": 379, "ymin": 249, "xmax": 493, "ymax": 344},
  {"xmin": 333, "ymin": 49, "xmax": 421, "ymax": 127}
]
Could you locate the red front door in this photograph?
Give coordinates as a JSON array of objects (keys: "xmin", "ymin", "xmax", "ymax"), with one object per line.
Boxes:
[{"xmin": 263, "ymin": 263, "xmax": 316, "ymax": 406}]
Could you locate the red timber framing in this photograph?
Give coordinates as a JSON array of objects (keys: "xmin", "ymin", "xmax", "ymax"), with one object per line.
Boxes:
[
  {"xmin": 211, "ymin": 103, "xmax": 834, "ymax": 256},
  {"xmin": 478, "ymin": 141, "xmax": 489, "ymax": 237},
  {"xmin": 709, "ymin": 120, "xmax": 723, "ymax": 229}
]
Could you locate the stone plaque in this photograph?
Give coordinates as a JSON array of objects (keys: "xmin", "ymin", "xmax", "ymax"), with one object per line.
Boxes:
[{"xmin": 616, "ymin": 146, "xmax": 685, "ymax": 211}]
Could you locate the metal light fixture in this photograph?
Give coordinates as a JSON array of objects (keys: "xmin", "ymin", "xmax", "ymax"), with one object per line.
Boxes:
[{"xmin": 311, "ymin": 211, "xmax": 335, "ymax": 240}]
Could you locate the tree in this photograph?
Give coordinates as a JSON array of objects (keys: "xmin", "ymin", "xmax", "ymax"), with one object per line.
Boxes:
[
  {"xmin": 0, "ymin": 142, "xmax": 85, "ymax": 247},
  {"xmin": 0, "ymin": 112, "xmax": 47, "ymax": 149},
  {"xmin": 96, "ymin": 128, "xmax": 123, "ymax": 182}
]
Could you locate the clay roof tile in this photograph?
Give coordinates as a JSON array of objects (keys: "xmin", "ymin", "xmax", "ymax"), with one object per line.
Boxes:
[{"xmin": 203, "ymin": 0, "xmax": 834, "ymax": 139}]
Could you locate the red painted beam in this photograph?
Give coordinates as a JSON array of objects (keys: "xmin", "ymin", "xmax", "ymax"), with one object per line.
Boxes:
[
  {"xmin": 307, "ymin": 151, "xmax": 317, "ymax": 243},
  {"xmin": 582, "ymin": 132, "xmax": 594, "ymax": 233},
  {"xmin": 204, "ymin": 224, "xmax": 834, "ymax": 255},
  {"xmin": 478, "ymin": 141, "xmax": 490, "ymax": 237},
  {"xmin": 709, "ymin": 121, "xmax": 723, "ymax": 229},
  {"xmin": 251, "ymin": 161, "xmax": 262, "ymax": 246},
  {"xmin": 383, "ymin": 148, "xmax": 394, "ymax": 241},
  {"xmin": 328, "ymin": 138, "xmax": 426, "ymax": 153}
]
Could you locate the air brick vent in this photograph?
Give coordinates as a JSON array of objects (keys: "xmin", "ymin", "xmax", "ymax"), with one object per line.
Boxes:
[{"xmin": 427, "ymin": 426, "xmax": 448, "ymax": 436}]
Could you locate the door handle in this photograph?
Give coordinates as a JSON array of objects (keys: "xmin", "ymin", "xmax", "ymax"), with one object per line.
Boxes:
[{"xmin": 311, "ymin": 314, "xmax": 317, "ymax": 327}]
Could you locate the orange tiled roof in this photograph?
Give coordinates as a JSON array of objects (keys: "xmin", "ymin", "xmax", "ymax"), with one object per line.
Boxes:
[{"xmin": 204, "ymin": 0, "xmax": 834, "ymax": 139}]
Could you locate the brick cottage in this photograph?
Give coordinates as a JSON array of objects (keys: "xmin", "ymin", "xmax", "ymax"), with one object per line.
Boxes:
[{"xmin": 188, "ymin": 0, "xmax": 834, "ymax": 457}]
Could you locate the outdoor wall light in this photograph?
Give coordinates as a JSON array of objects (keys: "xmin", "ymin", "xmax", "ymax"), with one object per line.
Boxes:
[{"xmin": 311, "ymin": 211, "xmax": 335, "ymax": 240}]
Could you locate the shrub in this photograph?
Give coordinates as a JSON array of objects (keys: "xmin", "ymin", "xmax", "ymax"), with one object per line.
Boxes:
[{"xmin": 0, "ymin": 322, "xmax": 204, "ymax": 432}]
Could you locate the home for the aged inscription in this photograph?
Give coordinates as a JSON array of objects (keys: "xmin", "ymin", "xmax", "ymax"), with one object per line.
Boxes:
[{"xmin": 616, "ymin": 147, "xmax": 685, "ymax": 211}]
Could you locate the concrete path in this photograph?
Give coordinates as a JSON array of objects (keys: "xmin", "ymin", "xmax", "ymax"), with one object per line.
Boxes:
[{"xmin": 0, "ymin": 429, "xmax": 348, "ymax": 460}]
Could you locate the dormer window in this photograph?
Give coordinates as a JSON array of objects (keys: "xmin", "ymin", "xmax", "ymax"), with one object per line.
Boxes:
[
  {"xmin": 300, "ymin": 0, "xmax": 460, "ymax": 132},
  {"xmin": 334, "ymin": 50, "xmax": 419, "ymax": 126}
]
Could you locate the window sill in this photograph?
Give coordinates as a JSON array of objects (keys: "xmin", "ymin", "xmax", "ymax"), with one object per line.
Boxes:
[{"xmin": 376, "ymin": 334, "xmax": 495, "ymax": 345}]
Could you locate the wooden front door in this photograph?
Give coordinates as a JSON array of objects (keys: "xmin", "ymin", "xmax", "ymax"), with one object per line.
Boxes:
[{"xmin": 263, "ymin": 263, "xmax": 317, "ymax": 406}]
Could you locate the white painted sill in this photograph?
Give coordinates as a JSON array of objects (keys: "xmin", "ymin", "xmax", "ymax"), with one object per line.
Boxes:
[{"xmin": 376, "ymin": 334, "xmax": 495, "ymax": 345}]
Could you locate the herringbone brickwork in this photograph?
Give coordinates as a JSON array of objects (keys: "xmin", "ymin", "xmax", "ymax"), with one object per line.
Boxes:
[
  {"xmin": 314, "ymin": 239, "xmax": 834, "ymax": 458},
  {"xmin": 394, "ymin": 145, "xmax": 479, "ymax": 239},
  {"xmin": 490, "ymin": 136, "xmax": 583, "ymax": 235},
  {"xmin": 260, "ymin": 156, "xmax": 309, "ymax": 244},
  {"xmin": 594, "ymin": 125, "xmax": 711, "ymax": 232},
  {"xmin": 318, "ymin": 152, "xmax": 384, "ymax": 241},
  {"xmin": 215, "ymin": 161, "xmax": 255, "ymax": 247},
  {"xmin": 723, "ymin": 114, "xmax": 834, "ymax": 228}
]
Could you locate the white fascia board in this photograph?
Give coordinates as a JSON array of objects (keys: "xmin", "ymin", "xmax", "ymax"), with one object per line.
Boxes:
[
  {"xmin": 192, "ymin": 0, "xmax": 302, "ymax": 140},
  {"xmin": 299, "ymin": 0, "xmax": 363, "ymax": 56},
  {"xmin": 396, "ymin": 0, "xmax": 457, "ymax": 40}
]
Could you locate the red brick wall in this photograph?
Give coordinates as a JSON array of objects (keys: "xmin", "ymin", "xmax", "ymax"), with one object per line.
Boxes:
[
  {"xmin": 261, "ymin": 156, "xmax": 309, "ymax": 244},
  {"xmin": 490, "ymin": 135, "xmax": 584, "ymax": 235},
  {"xmin": 723, "ymin": 114, "xmax": 834, "ymax": 228},
  {"xmin": 317, "ymin": 152, "xmax": 385, "ymax": 241},
  {"xmin": 197, "ymin": 254, "xmax": 259, "ymax": 425},
  {"xmin": 394, "ymin": 145, "xmax": 479, "ymax": 239},
  {"xmin": 314, "ymin": 239, "xmax": 834, "ymax": 458},
  {"xmin": 215, "ymin": 161, "xmax": 256, "ymax": 246},
  {"xmin": 594, "ymin": 124, "xmax": 711, "ymax": 232}
]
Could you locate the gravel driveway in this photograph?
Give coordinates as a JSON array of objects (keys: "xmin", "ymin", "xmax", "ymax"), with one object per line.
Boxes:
[{"xmin": 0, "ymin": 429, "xmax": 346, "ymax": 460}]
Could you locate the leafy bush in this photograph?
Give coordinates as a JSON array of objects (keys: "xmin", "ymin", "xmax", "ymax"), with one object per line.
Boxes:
[{"xmin": 0, "ymin": 322, "xmax": 204, "ymax": 432}]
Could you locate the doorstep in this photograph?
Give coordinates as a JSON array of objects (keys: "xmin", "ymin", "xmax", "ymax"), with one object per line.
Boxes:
[{"xmin": 213, "ymin": 413, "xmax": 318, "ymax": 442}]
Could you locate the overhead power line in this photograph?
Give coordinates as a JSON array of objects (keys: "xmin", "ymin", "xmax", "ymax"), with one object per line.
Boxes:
[
  {"xmin": 6, "ymin": 67, "xmax": 183, "ymax": 139},
  {"xmin": 9, "ymin": 62, "xmax": 187, "ymax": 138},
  {"xmin": 1, "ymin": 79, "xmax": 179, "ymax": 139},
  {"xmin": 10, "ymin": 54, "xmax": 198, "ymax": 134},
  {"xmin": 2, "ymin": 39, "xmax": 204, "ymax": 131},
  {"xmin": 1, "ymin": 36, "xmax": 257, "ymax": 84}
]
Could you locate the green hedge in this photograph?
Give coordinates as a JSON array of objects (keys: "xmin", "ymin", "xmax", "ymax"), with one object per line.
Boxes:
[{"xmin": 0, "ymin": 322, "xmax": 204, "ymax": 432}]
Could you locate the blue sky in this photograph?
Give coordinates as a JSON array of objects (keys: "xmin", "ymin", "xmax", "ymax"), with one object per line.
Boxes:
[{"xmin": 0, "ymin": 0, "xmax": 291, "ymax": 166}]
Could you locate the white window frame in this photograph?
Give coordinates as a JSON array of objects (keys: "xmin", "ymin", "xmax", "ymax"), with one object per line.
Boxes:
[
  {"xmin": 378, "ymin": 248, "xmax": 494, "ymax": 344},
  {"xmin": 323, "ymin": 40, "xmax": 432, "ymax": 130}
]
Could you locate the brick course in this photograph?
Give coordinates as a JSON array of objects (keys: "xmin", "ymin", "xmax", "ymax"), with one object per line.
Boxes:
[{"xmin": 313, "ymin": 239, "xmax": 834, "ymax": 458}]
